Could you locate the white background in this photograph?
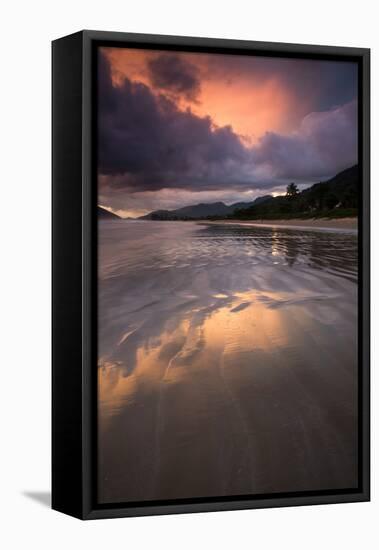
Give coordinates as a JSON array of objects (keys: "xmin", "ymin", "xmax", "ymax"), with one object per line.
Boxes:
[{"xmin": 1, "ymin": 0, "xmax": 377, "ymax": 547}]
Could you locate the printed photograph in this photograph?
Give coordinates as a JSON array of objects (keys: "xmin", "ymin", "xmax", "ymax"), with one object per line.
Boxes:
[{"xmin": 97, "ymin": 46, "xmax": 359, "ymax": 504}]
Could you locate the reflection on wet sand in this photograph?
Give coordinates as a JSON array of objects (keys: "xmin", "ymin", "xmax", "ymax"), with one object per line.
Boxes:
[{"xmin": 98, "ymin": 221, "xmax": 358, "ymax": 503}]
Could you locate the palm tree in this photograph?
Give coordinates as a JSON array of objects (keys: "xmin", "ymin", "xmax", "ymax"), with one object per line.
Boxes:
[{"xmin": 286, "ymin": 183, "xmax": 299, "ymax": 198}]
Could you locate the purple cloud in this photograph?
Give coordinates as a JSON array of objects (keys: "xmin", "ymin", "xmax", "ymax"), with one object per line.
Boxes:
[
  {"xmin": 147, "ymin": 54, "xmax": 201, "ymax": 102},
  {"xmin": 254, "ymin": 100, "xmax": 358, "ymax": 179},
  {"xmin": 98, "ymin": 52, "xmax": 249, "ymax": 191},
  {"xmin": 98, "ymin": 51, "xmax": 358, "ymax": 199}
]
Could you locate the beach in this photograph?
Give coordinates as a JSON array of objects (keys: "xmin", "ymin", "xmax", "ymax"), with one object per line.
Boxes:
[
  {"xmin": 98, "ymin": 220, "xmax": 358, "ymax": 503},
  {"xmin": 201, "ymin": 217, "xmax": 358, "ymax": 231}
]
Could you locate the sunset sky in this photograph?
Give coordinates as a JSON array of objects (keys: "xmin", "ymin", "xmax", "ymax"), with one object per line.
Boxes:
[{"xmin": 98, "ymin": 47, "xmax": 358, "ymax": 218}]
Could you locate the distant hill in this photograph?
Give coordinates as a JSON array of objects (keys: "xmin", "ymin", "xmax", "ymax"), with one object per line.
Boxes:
[
  {"xmin": 231, "ymin": 196, "xmax": 272, "ymax": 211},
  {"xmin": 139, "ymin": 166, "xmax": 358, "ymax": 221},
  {"xmin": 301, "ymin": 165, "xmax": 358, "ymax": 205},
  {"xmin": 232, "ymin": 165, "xmax": 358, "ymax": 220},
  {"xmin": 133, "ymin": 166, "xmax": 358, "ymax": 222},
  {"xmin": 98, "ymin": 206, "xmax": 122, "ymax": 219},
  {"xmin": 139, "ymin": 196, "xmax": 272, "ymax": 220}
]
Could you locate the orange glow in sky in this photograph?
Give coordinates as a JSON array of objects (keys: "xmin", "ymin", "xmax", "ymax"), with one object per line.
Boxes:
[{"xmin": 103, "ymin": 47, "xmax": 300, "ymax": 144}]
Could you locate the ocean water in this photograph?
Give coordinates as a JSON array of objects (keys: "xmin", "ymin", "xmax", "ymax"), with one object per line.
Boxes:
[{"xmin": 98, "ymin": 220, "xmax": 358, "ymax": 503}]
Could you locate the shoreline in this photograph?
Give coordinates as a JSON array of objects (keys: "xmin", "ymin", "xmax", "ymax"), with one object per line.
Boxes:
[{"xmin": 199, "ymin": 217, "xmax": 358, "ymax": 232}]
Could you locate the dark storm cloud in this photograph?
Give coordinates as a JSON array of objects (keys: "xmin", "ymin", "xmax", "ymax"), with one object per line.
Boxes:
[
  {"xmin": 98, "ymin": 52, "xmax": 250, "ymax": 191},
  {"xmin": 98, "ymin": 51, "xmax": 358, "ymax": 194},
  {"xmin": 294, "ymin": 60, "xmax": 357, "ymax": 111},
  {"xmin": 147, "ymin": 54, "xmax": 201, "ymax": 101}
]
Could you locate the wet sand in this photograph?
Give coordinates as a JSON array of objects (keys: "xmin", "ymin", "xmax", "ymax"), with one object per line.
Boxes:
[
  {"xmin": 98, "ymin": 220, "xmax": 358, "ymax": 503},
  {"xmin": 201, "ymin": 217, "xmax": 358, "ymax": 231}
]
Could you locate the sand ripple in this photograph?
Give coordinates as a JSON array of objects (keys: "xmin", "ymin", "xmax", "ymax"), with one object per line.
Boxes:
[{"xmin": 98, "ymin": 221, "xmax": 358, "ymax": 503}]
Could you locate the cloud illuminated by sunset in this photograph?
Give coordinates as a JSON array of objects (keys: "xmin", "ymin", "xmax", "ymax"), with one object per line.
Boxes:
[
  {"xmin": 103, "ymin": 47, "xmax": 300, "ymax": 143},
  {"xmin": 98, "ymin": 47, "xmax": 358, "ymax": 217}
]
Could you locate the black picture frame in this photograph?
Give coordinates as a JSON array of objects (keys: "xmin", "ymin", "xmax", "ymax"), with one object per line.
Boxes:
[{"xmin": 52, "ymin": 30, "xmax": 370, "ymax": 520}]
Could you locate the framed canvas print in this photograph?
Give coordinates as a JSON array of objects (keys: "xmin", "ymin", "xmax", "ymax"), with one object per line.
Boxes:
[{"xmin": 52, "ymin": 30, "xmax": 370, "ymax": 519}]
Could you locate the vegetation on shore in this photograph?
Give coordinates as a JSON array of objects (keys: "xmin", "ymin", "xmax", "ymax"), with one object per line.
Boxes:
[
  {"xmin": 230, "ymin": 165, "xmax": 358, "ymax": 221},
  {"xmin": 144, "ymin": 165, "xmax": 358, "ymax": 222}
]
